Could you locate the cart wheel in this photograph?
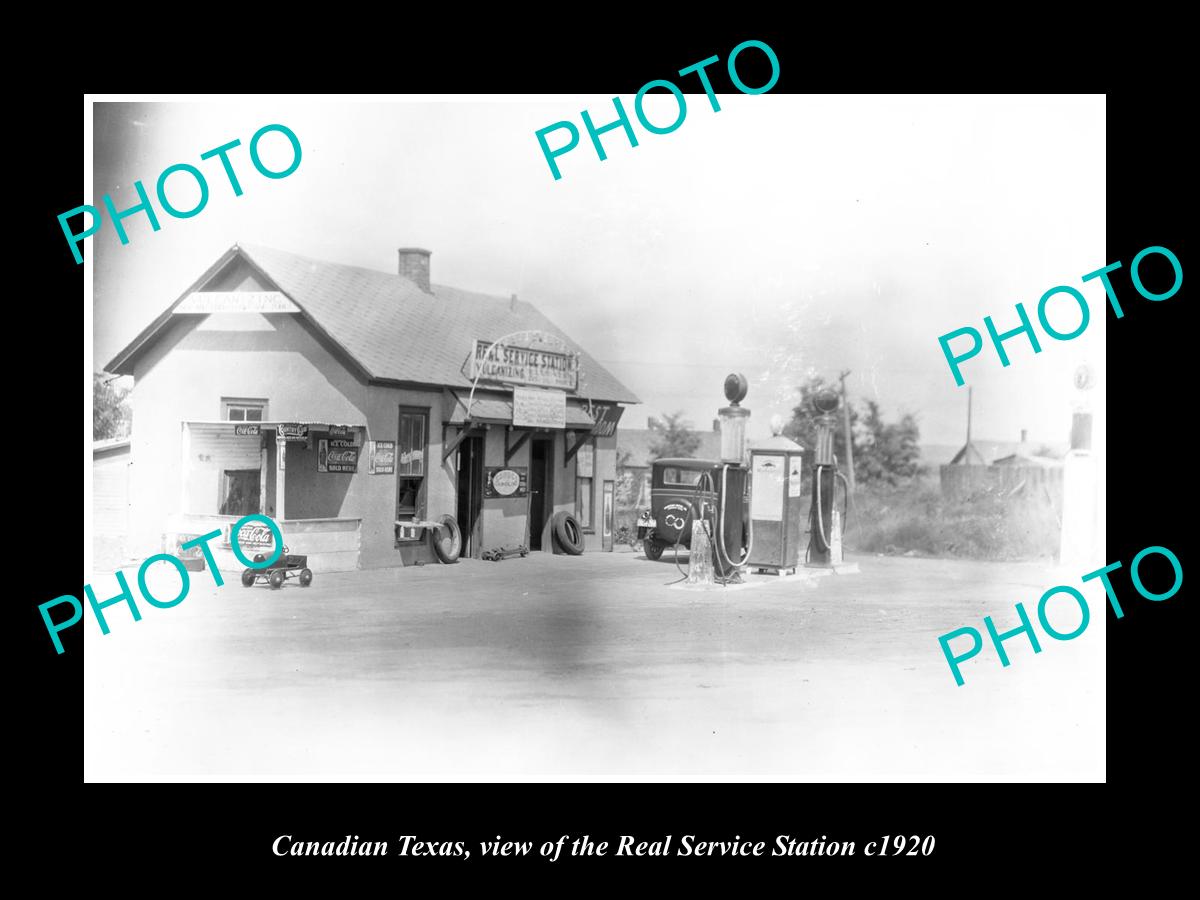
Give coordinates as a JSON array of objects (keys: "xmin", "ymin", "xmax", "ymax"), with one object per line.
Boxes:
[
  {"xmin": 240, "ymin": 569, "xmax": 256, "ymax": 587},
  {"xmin": 299, "ymin": 568, "xmax": 313, "ymax": 587},
  {"xmin": 268, "ymin": 569, "xmax": 286, "ymax": 589}
]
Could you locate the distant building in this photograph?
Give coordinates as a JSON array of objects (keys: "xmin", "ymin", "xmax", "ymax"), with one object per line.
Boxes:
[{"xmin": 939, "ymin": 430, "xmax": 1066, "ymax": 501}]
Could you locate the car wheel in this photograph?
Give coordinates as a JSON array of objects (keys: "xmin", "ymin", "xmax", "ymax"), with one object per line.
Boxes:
[
  {"xmin": 643, "ymin": 539, "xmax": 664, "ymax": 561},
  {"xmin": 268, "ymin": 570, "xmax": 285, "ymax": 589},
  {"xmin": 298, "ymin": 568, "xmax": 313, "ymax": 587},
  {"xmin": 240, "ymin": 569, "xmax": 256, "ymax": 587}
]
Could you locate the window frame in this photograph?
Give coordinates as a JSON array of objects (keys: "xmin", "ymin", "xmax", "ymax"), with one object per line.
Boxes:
[
  {"xmin": 395, "ymin": 406, "xmax": 430, "ymax": 543},
  {"xmin": 662, "ymin": 465, "xmax": 705, "ymax": 487},
  {"xmin": 219, "ymin": 468, "xmax": 261, "ymax": 516},
  {"xmin": 576, "ymin": 474, "xmax": 594, "ymax": 532},
  {"xmin": 222, "ymin": 397, "xmax": 269, "ymax": 422}
]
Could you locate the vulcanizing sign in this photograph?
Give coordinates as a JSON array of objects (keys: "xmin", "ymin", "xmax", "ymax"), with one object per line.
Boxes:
[{"xmin": 471, "ymin": 339, "xmax": 578, "ymax": 391}]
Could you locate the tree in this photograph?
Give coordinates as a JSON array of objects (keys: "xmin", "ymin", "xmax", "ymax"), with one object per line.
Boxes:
[
  {"xmin": 783, "ymin": 375, "xmax": 856, "ymax": 467},
  {"xmin": 648, "ymin": 411, "xmax": 701, "ymax": 460},
  {"xmin": 784, "ymin": 375, "xmax": 920, "ymax": 485},
  {"xmin": 94, "ymin": 373, "xmax": 131, "ymax": 440},
  {"xmin": 855, "ymin": 400, "xmax": 921, "ymax": 484}
]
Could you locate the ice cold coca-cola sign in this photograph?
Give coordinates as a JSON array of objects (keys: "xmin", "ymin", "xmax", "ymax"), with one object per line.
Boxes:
[{"xmin": 232, "ymin": 522, "xmax": 276, "ymax": 548}]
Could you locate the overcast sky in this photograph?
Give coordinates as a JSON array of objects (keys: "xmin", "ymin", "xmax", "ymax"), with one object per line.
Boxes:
[{"xmin": 92, "ymin": 95, "xmax": 1105, "ymax": 446}]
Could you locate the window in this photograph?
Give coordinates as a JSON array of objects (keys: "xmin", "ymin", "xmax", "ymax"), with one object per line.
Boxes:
[
  {"xmin": 576, "ymin": 475, "xmax": 593, "ymax": 529},
  {"xmin": 575, "ymin": 440, "xmax": 594, "ymax": 531},
  {"xmin": 663, "ymin": 466, "xmax": 704, "ymax": 486},
  {"xmin": 223, "ymin": 398, "xmax": 268, "ymax": 422},
  {"xmin": 220, "ymin": 469, "xmax": 260, "ymax": 516},
  {"xmin": 396, "ymin": 407, "xmax": 429, "ymax": 540}
]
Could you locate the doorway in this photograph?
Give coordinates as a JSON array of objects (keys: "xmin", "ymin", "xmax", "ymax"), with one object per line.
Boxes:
[
  {"xmin": 455, "ymin": 434, "xmax": 484, "ymax": 558},
  {"xmin": 528, "ymin": 437, "xmax": 555, "ymax": 551}
]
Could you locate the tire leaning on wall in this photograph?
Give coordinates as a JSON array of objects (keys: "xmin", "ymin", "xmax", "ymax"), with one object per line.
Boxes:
[
  {"xmin": 552, "ymin": 511, "xmax": 585, "ymax": 555},
  {"xmin": 433, "ymin": 514, "xmax": 463, "ymax": 564}
]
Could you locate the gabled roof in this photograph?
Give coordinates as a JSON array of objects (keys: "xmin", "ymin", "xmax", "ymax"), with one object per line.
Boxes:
[{"xmin": 106, "ymin": 243, "xmax": 640, "ymax": 404}]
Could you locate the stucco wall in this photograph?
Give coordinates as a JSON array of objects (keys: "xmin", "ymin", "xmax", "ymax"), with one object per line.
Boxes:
[
  {"xmin": 125, "ymin": 263, "xmax": 621, "ymax": 566},
  {"xmin": 129, "ymin": 300, "xmax": 451, "ymax": 568}
]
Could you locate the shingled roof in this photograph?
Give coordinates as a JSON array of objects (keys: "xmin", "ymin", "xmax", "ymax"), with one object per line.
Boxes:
[{"xmin": 106, "ymin": 243, "xmax": 640, "ymax": 404}]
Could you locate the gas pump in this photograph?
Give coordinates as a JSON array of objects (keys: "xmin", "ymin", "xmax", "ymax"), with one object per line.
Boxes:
[
  {"xmin": 747, "ymin": 418, "xmax": 805, "ymax": 575},
  {"xmin": 807, "ymin": 388, "xmax": 850, "ymax": 567}
]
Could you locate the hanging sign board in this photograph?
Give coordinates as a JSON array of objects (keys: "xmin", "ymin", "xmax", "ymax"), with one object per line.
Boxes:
[
  {"xmin": 177, "ymin": 291, "xmax": 300, "ymax": 314},
  {"xmin": 318, "ymin": 439, "xmax": 359, "ymax": 473},
  {"xmin": 484, "ymin": 466, "xmax": 528, "ymax": 498},
  {"xmin": 513, "ymin": 387, "xmax": 566, "ymax": 429},
  {"xmin": 277, "ymin": 423, "xmax": 309, "ymax": 442},
  {"xmin": 368, "ymin": 440, "xmax": 396, "ymax": 475},
  {"xmin": 471, "ymin": 340, "xmax": 578, "ymax": 390}
]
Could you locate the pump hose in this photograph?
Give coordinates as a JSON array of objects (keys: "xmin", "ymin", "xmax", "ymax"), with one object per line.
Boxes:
[
  {"xmin": 666, "ymin": 471, "xmax": 713, "ymax": 585},
  {"xmin": 714, "ymin": 464, "xmax": 753, "ymax": 578},
  {"xmin": 811, "ymin": 465, "xmax": 851, "ymax": 553},
  {"xmin": 666, "ymin": 469, "xmax": 749, "ymax": 587}
]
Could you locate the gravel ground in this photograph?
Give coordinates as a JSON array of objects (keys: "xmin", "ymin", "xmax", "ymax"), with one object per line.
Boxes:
[{"xmin": 84, "ymin": 548, "xmax": 1105, "ymax": 781}]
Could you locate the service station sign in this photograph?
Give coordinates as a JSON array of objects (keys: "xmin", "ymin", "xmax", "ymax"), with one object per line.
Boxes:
[
  {"xmin": 470, "ymin": 339, "xmax": 578, "ymax": 391},
  {"xmin": 512, "ymin": 387, "xmax": 566, "ymax": 429}
]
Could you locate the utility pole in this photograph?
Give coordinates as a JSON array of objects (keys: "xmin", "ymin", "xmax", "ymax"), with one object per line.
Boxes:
[
  {"xmin": 966, "ymin": 385, "xmax": 972, "ymax": 446},
  {"xmin": 838, "ymin": 370, "xmax": 856, "ymax": 496}
]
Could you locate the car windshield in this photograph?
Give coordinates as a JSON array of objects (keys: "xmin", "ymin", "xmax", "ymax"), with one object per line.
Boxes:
[{"xmin": 662, "ymin": 466, "xmax": 704, "ymax": 486}]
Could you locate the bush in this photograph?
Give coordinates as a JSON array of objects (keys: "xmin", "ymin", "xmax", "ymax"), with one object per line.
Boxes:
[{"xmin": 842, "ymin": 473, "xmax": 1060, "ymax": 561}]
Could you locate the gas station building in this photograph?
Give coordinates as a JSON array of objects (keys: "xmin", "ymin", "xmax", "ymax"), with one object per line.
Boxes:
[{"xmin": 105, "ymin": 244, "xmax": 639, "ymax": 571}]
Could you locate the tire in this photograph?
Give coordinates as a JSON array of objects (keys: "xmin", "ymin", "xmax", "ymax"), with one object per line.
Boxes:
[
  {"xmin": 298, "ymin": 568, "xmax": 313, "ymax": 587},
  {"xmin": 240, "ymin": 569, "xmax": 256, "ymax": 587},
  {"xmin": 268, "ymin": 569, "xmax": 285, "ymax": 589},
  {"xmin": 433, "ymin": 515, "xmax": 463, "ymax": 564},
  {"xmin": 552, "ymin": 512, "xmax": 585, "ymax": 555},
  {"xmin": 643, "ymin": 538, "xmax": 665, "ymax": 561}
]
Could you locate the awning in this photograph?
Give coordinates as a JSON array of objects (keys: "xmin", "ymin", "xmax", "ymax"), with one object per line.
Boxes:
[{"xmin": 445, "ymin": 390, "xmax": 596, "ymax": 429}]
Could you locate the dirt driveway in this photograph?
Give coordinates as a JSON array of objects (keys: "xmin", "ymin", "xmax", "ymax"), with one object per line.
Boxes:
[{"xmin": 84, "ymin": 549, "xmax": 1105, "ymax": 781}]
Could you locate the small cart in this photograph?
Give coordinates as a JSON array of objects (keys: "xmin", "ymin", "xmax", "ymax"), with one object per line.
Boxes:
[{"xmin": 240, "ymin": 547, "xmax": 313, "ymax": 589}]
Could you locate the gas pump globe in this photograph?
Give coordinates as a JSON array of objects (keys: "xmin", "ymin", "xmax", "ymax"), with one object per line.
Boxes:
[{"xmin": 718, "ymin": 373, "xmax": 750, "ymax": 462}]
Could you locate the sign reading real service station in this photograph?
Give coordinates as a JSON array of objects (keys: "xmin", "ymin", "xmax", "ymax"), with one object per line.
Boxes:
[{"xmin": 470, "ymin": 340, "xmax": 578, "ymax": 391}]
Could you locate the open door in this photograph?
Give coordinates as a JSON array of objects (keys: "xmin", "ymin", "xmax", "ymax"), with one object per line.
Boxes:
[
  {"xmin": 455, "ymin": 435, "xmax": 484, "ymax": 557},
  {"xmin": 528, "ymin": 437, "xmax": 554, "ymax": 551}
]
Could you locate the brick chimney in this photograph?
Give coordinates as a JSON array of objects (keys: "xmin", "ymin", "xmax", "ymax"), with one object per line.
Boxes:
[{"xmin": 397, "ymin": 247, "xmax": 432, "ymax": 293}]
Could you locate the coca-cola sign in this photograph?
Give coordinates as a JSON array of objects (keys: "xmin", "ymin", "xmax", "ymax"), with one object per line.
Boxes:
[
  {"xmin": 234, "ymin": 523, "xmax": 276, "ymax": 548},
  {"xmin": 318, "ymin": 438, "xmax": 358, "ymax": 473}
]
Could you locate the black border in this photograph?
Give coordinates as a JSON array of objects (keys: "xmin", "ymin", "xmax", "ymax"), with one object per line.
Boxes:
[{"xmin": 28, "ymin": 21, "xmax": 1190, "ymax": 887}]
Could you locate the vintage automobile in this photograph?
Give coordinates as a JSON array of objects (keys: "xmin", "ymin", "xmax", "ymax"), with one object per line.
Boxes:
[{"xmin": 636, "ymin": 458, "xmax": 749, "ymax": 563}]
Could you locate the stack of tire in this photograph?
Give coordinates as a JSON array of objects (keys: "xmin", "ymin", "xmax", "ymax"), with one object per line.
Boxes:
[{"xmin": 551, "ymin": 511, "xmax": 585, "ymax": 555}]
